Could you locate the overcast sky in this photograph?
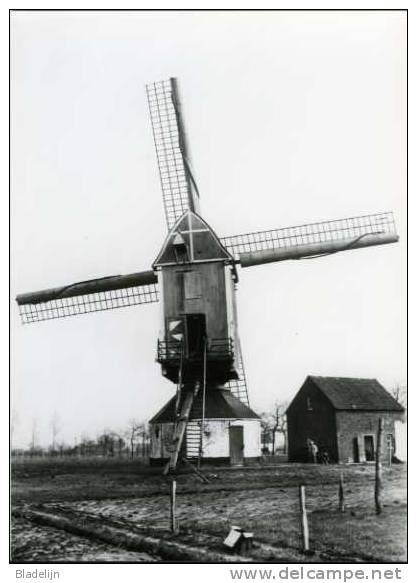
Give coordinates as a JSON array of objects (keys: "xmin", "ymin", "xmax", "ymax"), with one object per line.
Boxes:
[{"xmin": 11, "ymin": 10, "xmax": 406, "ymax": 448}]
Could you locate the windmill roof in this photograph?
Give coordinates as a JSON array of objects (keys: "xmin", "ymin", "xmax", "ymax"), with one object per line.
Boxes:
[
  {"xmin": 304, "ymin": 376, "xmax": 404, "ymax": 412},
  {"xmin": 149, "ymin": 389, "xmax": 260, "ymax": 423},
  {"xmin": 153, "ymin": 211, "xmax": 232, "ymax": 267}
]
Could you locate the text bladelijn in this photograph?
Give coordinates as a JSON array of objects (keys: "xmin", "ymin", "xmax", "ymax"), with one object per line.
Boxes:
[{"xmin": 16, "ymin": 570, "xmax": 59, "ymax": 580}]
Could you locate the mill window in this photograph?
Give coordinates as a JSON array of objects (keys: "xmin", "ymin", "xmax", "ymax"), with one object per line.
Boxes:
[{"xmin": 184, "ymin": 271, "xmax": 202, "ymax": 300}]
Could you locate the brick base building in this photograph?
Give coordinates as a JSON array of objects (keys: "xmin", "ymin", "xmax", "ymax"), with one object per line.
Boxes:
[{"xmin": 286, "ymin": 376, "xmax": 405, "ymax": 464}]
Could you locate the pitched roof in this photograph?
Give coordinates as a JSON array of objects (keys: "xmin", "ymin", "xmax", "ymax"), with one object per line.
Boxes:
[
  {"xmin": 153, "ymin": 211, "xmax": 232, "ymax": 267},
  {"xmin": 149, "ymin": 389, "xmax": 260, "ymax": 423},
  {"xmin": 307, "ymin": 376, "xmax": 404, "ymax": 412}
]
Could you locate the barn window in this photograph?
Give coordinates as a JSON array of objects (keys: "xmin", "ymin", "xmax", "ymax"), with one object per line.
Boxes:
[
  {"xmin": 307, "ymin": 397, "xmax": 313, "ymax": 411},
  {"xmin": 155, "ymin": 426, "xmax": 160, "ymax": 439}
]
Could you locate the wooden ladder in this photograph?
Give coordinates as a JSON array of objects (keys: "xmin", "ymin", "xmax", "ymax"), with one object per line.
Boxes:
[
  {"xmin": 164, "ymin": 382, "xmax": 200, "ymax": 474},
  {"xmin": 186, "ymin": 339, "xmax": 208, "ymax": 467},
  {"xmin": 164, "ymin": 338, "xmax": 208, "ymax": 474}
]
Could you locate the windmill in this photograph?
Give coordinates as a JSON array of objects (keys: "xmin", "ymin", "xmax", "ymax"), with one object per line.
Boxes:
[{"xmin": 16, "ymin": 78, "xmax": 399, "ymax": 472}]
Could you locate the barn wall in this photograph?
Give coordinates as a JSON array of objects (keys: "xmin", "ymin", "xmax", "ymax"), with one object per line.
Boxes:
[
  {"xmin": 395, "ymin": 419, "xmax": 407, "ymax": 461},
  {"xmin": 287, "ymin": 379, "xmax": 338, "ymax": 462},
  {"xmin": 336, "ymin": 411, "xmax": 404, "ymax": 463}
]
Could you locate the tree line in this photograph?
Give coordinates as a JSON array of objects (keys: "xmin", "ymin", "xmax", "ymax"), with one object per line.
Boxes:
[
  {"xmin": 10, "ymin": 385, "xmax": 406, "ymax": 459},
  {"xmin": 11, "ymin": 417, "xmax": 150, "ymax": 459}
]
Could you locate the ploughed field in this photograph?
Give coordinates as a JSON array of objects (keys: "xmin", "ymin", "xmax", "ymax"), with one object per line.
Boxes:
[{"xmin": 11, "ymin": 458, "xmax": 406, "ymax": 563}]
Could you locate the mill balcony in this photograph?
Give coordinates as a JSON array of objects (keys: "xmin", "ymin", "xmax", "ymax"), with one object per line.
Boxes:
[{"xmin": 156, "ymin": 337, "xmax": 235, "ymax": 365}]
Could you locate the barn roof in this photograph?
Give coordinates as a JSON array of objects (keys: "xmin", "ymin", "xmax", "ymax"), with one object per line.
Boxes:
[
  {"xmin": 149, "ymin": 389, "xmax": 260, "ymax": 423},
  {"xmin": 306, "ymin": 376, "xmax": 404, "ymax": 412}
]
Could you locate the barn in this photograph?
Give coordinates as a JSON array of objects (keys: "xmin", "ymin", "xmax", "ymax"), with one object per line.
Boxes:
[
  {"xmin": 149, "ymin": 389, "xmax": 261, "ymax": 465},
  {"xmin": 286, "ymin": 376, "xmax": 405, "ymax": 463}
]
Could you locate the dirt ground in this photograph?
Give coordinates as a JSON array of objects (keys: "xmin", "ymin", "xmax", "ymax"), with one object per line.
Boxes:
[
  {"xmin": 11, "ymin": 516, "xmax": 157, "ymax": 562},
  {"xmin": 10, "ymin": 457, "xmax": 407, "ymax": 563}
]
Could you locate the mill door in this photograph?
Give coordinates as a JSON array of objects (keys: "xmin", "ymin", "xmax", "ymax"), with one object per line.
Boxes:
[
  {"xmin": 364, "ymin": 435, "xmax": 375, "ymax": 461},
  {"xmin": 184, "ymin": 314, "xmax": 206, "ymax": 358},
  {"xmin": 229, "ymin": 426, "xmax": 244, "ymax": 466}
]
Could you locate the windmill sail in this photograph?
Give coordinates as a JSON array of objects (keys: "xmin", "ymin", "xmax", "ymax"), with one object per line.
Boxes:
[
  {"xmin": 16, "ymin": 270, "xmax": 159, "ymax": 324},
  {"xmin": 146, "ymin": 78, "xmax": 200, "ymax": 231},
  {"xmin": 221, "ymin": 212, "xmax": 398, "ymax": 267}
]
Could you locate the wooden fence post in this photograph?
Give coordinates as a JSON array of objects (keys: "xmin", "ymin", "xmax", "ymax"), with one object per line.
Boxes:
[
  {"xmin": 299, "ymin": 485, "xmax": 310, "ymax": 552},
  {"xmin": 388, "ymin": 436, "xmax": 392, "ymax": 467},
  {"xmin": 338, "ymin": 472, "xmax": 345, "ymax": 513},
  {"xmin": 170, "ymin": 479, "xmax": 179, "ymax": 533},
  {"xmin": 375, "ymin": 417, "xmax": 383, "ymax": 515}
]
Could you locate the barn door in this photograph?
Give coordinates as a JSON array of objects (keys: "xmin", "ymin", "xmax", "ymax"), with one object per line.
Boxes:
[
  {"xmin": 229, "ymin": 426, "xmax": 244, "ymax": 465},
  {"xmin": 352, "ymin": 437, "xmax": 360, "ymax": 463},
  {"xmin": 364, "ymin": 435, "xmax": 375, "ymax": 461}
]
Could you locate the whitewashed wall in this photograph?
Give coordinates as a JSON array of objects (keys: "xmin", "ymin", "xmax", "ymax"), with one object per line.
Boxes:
[
  {"xmin": 150, "ymin": 418, "xmax": 261, "ymax": 460},
  {"xmin": 395, "ymin": 419, "xmax": 407, "ymax": 461},
  {"xmin": 234, "ymin": 419, "xmax": 262, "ymax": 458}
]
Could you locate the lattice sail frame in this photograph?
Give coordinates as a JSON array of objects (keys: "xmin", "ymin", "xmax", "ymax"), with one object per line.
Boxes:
[
  {"xmin": 224, "ymin": 337, "xmax": 250, "ymax": 406},
  {"xmin": 221, "ymin": 212, "xmax": 397, "ymax": 260},
  {"xmin": 18, "ymin": 284, "xmax": 159, "ymax": 324},
  {"xmin": 146, "ymin": 78, "xmax": 197, "ymax": 231}
]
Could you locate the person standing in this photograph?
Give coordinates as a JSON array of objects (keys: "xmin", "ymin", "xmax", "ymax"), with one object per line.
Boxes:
[{"xmin": 310, "ymin": 440, "xmax": 318, "ymax": 464}]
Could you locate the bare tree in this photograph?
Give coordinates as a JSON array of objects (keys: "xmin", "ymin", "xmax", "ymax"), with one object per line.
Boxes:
[
  {"xmin": 111, "ymin": 432, "xmax": 126, "ymax": 457},
  {"xmin": 262, "ymin": 402, "xmax": 288, "ymax": 455},
  {"xmin": 97, "ymin": 430, "xmax": 116, "ymax": 457},
  {"xmin": 391, "ymin": 384, "xmax": 407, "ymax": 409},
  {"xmin": 50, "ymin": 411, "xmax": 61, "ymax": 453},
  {"xmin": 29, "ymin": 418, "xmax": 38, "ymax": 456},
  {"xmin": 57, "ymin": 441, "xmax": 67, "ymax": 456},
  {"xmin": 126, "ymin": 419, "xmax": 144, "ymax": 459},
  {"xmin": 139, "ymin": 424, "xmax": 149, "ymax": 457},
  {"xmin": 260, "ymin": 413, "xmax": 273, "ymax": 454},
  {"xmin": 79, "ymin": 434, "xmax": 96, "ymax": 457}
]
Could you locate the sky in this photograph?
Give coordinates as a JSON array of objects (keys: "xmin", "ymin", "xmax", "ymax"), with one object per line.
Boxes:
[{"xmin": 11, "ymin": 10, "xmax": 406, "ymax": 449}]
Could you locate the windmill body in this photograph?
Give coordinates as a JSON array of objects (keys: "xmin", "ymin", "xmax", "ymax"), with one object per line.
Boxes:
[
  {"xmin": 151, "ymin": 210, "xmax": 260, "ymax": 467},
  {"xmin": 16, "ymin": 77, "xmax": 399, "ymax": 472},
  {"xmin": 154, "ymin": 210, "xmax": 239, "ymax": 386}
]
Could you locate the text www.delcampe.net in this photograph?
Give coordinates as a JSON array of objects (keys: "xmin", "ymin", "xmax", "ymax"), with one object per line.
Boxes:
[{"xmin": 229, "ymin": 567, "xmax": 403, "ymax": 582}]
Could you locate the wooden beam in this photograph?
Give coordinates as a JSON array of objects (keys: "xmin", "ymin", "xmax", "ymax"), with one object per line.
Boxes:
[
  {"xmin": 338, "ymin": 472, "xmax": 345, "ymax": 513},
  {"xmin": 240, "ymin": 233, "xmax": 399, "ymax": 268},
  {"xmin": 16, "ymin": 270, "xmax": 157, "ymax": 305},
  {"xmin": 299, "ymin": 485, "xmax": 310, "ymax": 552},
  {"xmin": 375, "ymin": 417, "xmax": 383, "ymax": 515}
]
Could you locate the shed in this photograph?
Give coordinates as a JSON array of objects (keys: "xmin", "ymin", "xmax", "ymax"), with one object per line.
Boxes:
[
  {"xmin": 286, "ymin": 376, "xmax": 405, "ymax": 463},
  {"xmin": 149, "ymin": 389, "xmax": 261, "ymax": 465}
]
